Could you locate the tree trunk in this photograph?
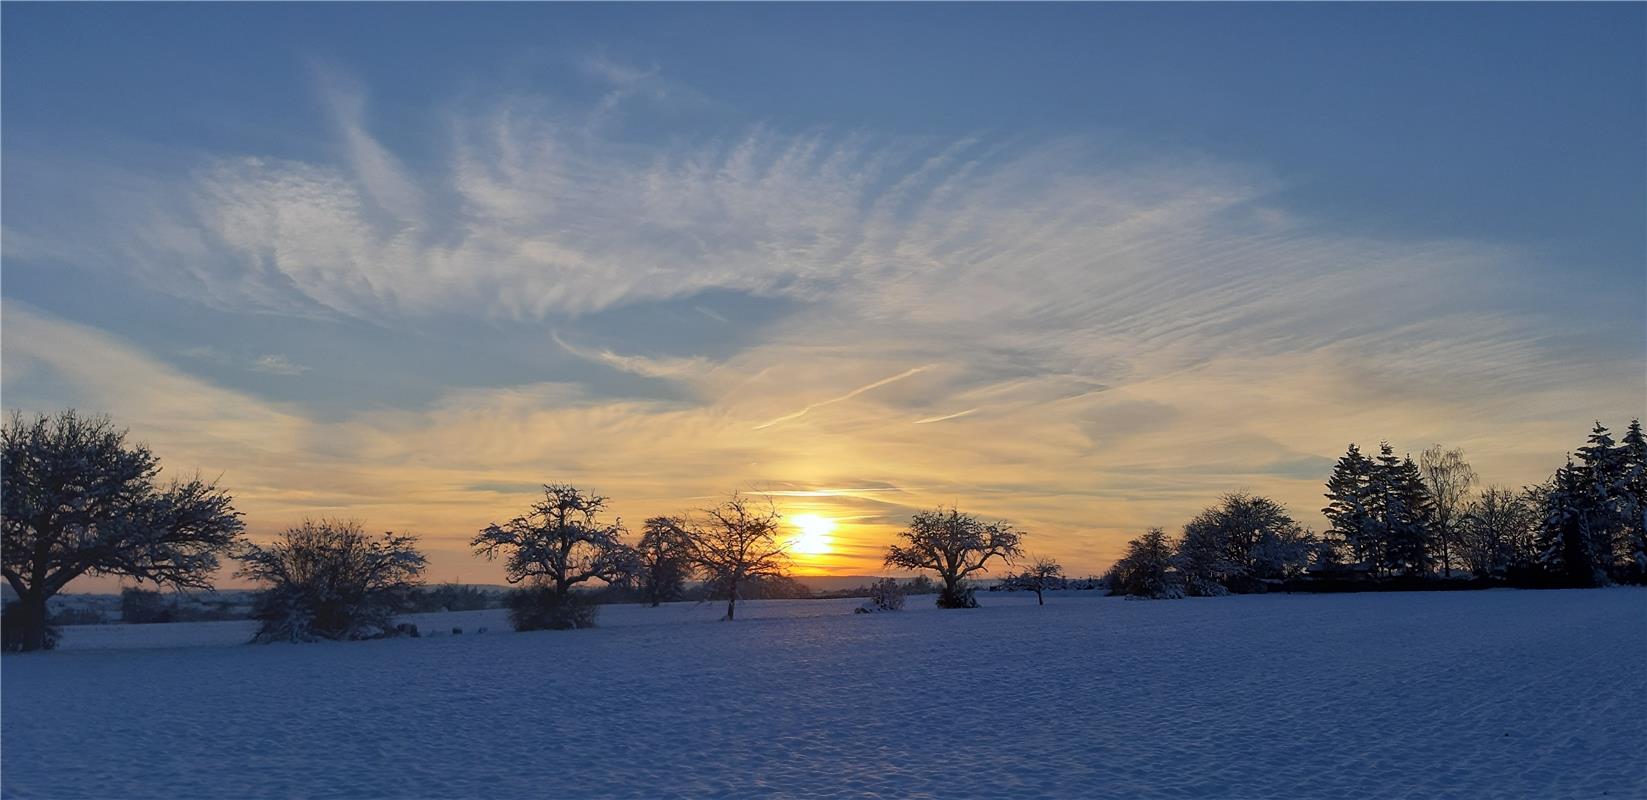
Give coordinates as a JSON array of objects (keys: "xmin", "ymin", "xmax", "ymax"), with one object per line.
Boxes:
[
  {"xmin": 15, "ymin": 591, "xmax": 50, "ymax": 652},
  {"xmin": 724, "ymin": 577, "xmax": 738, "ymax": 621},
  {"xmin": 1035, "ymin": 589, "xmax": 1044, "ymax": 606}
]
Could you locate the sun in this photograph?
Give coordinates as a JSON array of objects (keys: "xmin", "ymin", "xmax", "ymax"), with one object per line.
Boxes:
[{"xmin": 787, "ymin": 514, "xmax": 836, "ymax": 556}]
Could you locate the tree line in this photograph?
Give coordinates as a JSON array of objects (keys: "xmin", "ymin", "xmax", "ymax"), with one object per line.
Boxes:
[
  {"xmin": 4, "ymin": 409, "xmax": 1641, "ymax": 650},
  {"xmin": 1108, "ymin": 420, "xmax": 1647, "ymax": 598}
]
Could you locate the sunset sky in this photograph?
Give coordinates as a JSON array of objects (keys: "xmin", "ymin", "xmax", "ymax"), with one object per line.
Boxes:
[{"xmin": 3, "ymin": 4, "xmax": 1643, "ymax": 588}]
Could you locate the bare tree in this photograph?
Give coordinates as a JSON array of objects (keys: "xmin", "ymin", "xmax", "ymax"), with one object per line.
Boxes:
[
  {"xmin": 236, "ymin": 519, "xmax": 426, "ymax": 643},
  {"xmin": 473, "ymin": 485, "xmax": 637, "ymax": 630},
  {"xmin": 884, "ymin": 507, "xmax": 1024, "ymax": 608},
  {"xmin": 1421, "ymin": 445, "xmax": 1478, "ymax": 576},
  {"xmin": 636, "ymin": 516, "xmax": 694, "ymax": 607},
  {"xmin": 1002, "ymin": 555, "xmax": 1063, "ymax": 605},
  {"xmin": 681, "ymin": 493, "xmax": 789, "ymax": 621},
  {"xmin": 2, "ymin": 411, "xmax": 244, "ymax": 651},
  {"xmin": 473, "ymin": 485, "xmax": 636, "ymax": 593},
  {"xmin": 1461, "ymin": 485, "xmax": 1538, "ymax": 576}
]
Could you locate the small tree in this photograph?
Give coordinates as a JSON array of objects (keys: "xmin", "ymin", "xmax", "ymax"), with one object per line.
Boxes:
[
  {"xmin": 236, "ymin": 519, "xmax": 426, "ymax": 643},
  {"xmin": 865, "ymin": 577, "xmax": 906, "ymax": 611},
  {"xmin": 472, "ymin": 484, "xmax": 637, "ymax": 629},
  {"xmin": 884, "ymin": 507, "xmax": 1023, "ymax": 608},
  {"xmin": 681, "ymin": 493, "xmax": 789, "ymax": 621},
  {"xmin": 2, "ymin": 411, "xmax": 245, "ymax": 651},
  {"xmin": 1001, "ymin": 555, "xmax": 1063, "ymax": 605},
  {"xmin": 635, "ymin": 516, "xmax": 694, "ymax": 607}
]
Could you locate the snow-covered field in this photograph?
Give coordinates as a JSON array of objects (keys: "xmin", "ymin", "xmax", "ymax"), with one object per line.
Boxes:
[{"xmin": 4, "ymin": 589, "xmax": 1644, "ymax": 799}]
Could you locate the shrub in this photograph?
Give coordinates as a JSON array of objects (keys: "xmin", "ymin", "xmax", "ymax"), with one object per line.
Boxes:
[
  {"xmin": 867, "ymin": 577, "xmax": 906, "ymax": 611},
  {"xmin": 507, "ymin": 583, "xmax": 598, "ymax": 631},
  {"xmin": 408, "ymin": 583, "xmax": 494, "ymax": 613},
  {"xmin": 50, "ymin": 606, "xmax": 109, "ymax": 626},
  {"xmin": 121, "ymin": 588, "xmax": 174, "ymax": 624},
  {"xmin": 936, "ymin": 583, "xmax": 978, "ymax": 609},
  {"xmin": 236, "ymin": 519, "xmax": 427, "ymax": 643}
]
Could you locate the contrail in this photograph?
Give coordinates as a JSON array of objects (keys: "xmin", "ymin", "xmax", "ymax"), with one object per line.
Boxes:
[
  {"xmin": 913, "ymin": 407, "xmax": 979, "ymax": 425},
  {"xmin": 754, "ymin": 366, "xmax": 931, "ymax": 430}
]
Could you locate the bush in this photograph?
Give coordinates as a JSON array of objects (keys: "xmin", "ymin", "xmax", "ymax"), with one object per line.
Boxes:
[
  {"xmin": 507, "ymin": 584, "xmax": 598, "ymax": 631},
  {"xmin": 236, "ymin": 520, "xmax": 427, "ymax": 644},
  {"xmin": 408, "ymin": 583, "xmax": 495, "ymax": 613},
  {"xmin": 121, "ymin": 588, "xmax": 174, "ymax": 624},
  {"xmin": 936, "ymin": 583, "xmax": 978, "ymax": 609},
  {"xmin": 867, "ymin": 577, "xmax": 906, "ymax": 611},
  {"xmin": 50, "ymin": 606, "xmax": 109, "ymax": 626}
]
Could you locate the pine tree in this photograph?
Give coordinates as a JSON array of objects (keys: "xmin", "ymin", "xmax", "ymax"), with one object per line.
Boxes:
[
  {"xmin": 1322, "ymin": 444, "xmax": 1377, "ymax": 574},
  {"xmin": 1621, "ymin": 419, "xmax": 1647, "ymax": 579},
  {"xmin": 1538, "ymin": 459, "xmax": 1607, "ymax": 587},
  {"xmin": 1369, "ymin": 443, "xmax": 1407, "ymax": 576},
  {"xmin": 1573, "ymin": 422, "xmax": 1627, "ymax": 580},
  {"xmin": 1383, "ymin": 454, "xmax": 1436, "ymax": 576}
]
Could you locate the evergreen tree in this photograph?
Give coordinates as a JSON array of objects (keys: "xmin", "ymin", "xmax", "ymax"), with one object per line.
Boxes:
[
  {"xmin": 1322, "ymin": 444, "xmax": 1377, "ymax": 573},
  {"xmin": 1574, "ymin": 421, "xmax": 1629, "ymax": 579},
  {"xmin": 1367, "ymin": 443, "xmax": 1408, "ymax": 575},
  {"xmin": 1621, "ymin": 419, "xmax": 1647, "ymax": 579},
  {"xmin": 1384, "ymin": 454, "xmax": 1437, "ymax": 576},
  {"xmin": 1537, "ymin": 458, "xmax": 1607, "ymax": 587}
]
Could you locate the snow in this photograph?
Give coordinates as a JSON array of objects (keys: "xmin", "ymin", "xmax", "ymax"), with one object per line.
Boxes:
[{"xmin": 5, "ymin": 589, "xmax": 1644, "ymax": 798}]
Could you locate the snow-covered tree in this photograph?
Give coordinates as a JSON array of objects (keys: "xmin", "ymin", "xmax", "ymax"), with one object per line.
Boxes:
[
  {"xmin": 1000, "ymin": 555, "xmax": 1063, "ymax": 605},
  {"xmin": 1420, "ymin": 445, "xmax": 1477, "ymax": 576},
  {"xmin": 1176, "ymin": 492, "xmax": 1313, "ymax": 593},
  {"xmin": 1536, "ymin": 459, "xmax": 1608, "ymax": 587},
  {"xmin": 634, "ymin": 516, "xmax": 694, "ymax": 607},
  {"xmin": 682, "ymin": 493, "xmax": 790, "ymax": 621},
  {"xmin": 1576, "ymin": 421, "xmax": 1635, "ymax": 579},
  {"xmin": 884, "ymin": 507, "xmax": 1024, "ymax": 608},
  {"xmin": 1372, "ymin": 444, "xmax": 1436, "ymax": 576},
  {"xmin": 1109, "ymin": 528, "xmax": 1182, "ymax": 599},
  {"xmin": 2, "ymin": 411, "xmax": 245, "ymax": 651},
  {"xmin": 1621, "ymin": 419, "xmax": 1647, "ymax": 579},
  {"xmin": 1175, "ymin": 512, "xmax": 1233, "ymax": 596},
  {"xmin": 472, "ymin": 485, "xmax": 638, "ymax": 629},
  {"xmin": 1322, "ymin": 444, "xmax": 1377, "ymax": 572},
  {"xmin": 236, "ymin": 519, "xmax": 426, "ymax": 643},
  {"xmin": 863, "ymin": 577, "xmax": 906, "ymax": 611}
]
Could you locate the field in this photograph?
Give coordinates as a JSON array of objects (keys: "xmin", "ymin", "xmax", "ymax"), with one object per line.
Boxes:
[{"xmin": 4, "ymin": 589, "xmax": 1645, "ymax": 799}]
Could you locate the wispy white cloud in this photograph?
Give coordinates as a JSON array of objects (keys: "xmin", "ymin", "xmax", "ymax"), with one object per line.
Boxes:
[
  {"xmin": 552, "ymin": 332, "xmax": 711, "ymax": 379},
  {"xmin": 249, "ymin": 354, "xmax": 310, "ymax": 376},
  {"xmin": 4, "ymin": 68, "xmax": 1638, "ymax": 585}
]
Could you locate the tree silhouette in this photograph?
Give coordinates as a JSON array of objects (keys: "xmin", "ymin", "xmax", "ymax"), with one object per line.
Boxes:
[
  {"xmin": 2, "ymin": 411, "xmax": 243, "ymax": 651},
  {"xmin": 681, "ymin": 493, "xmax": 789, "ymax": 621},
  {"xmin": 884, "ymin": 507, "xmax": 1023, "ymax": 608},
  {"xmin": 236, "ymin": 519, "xmax": 426, "ymax": 643},
  {"xmin": 473, "ymin": 485, "xmax": 638, "ymax": 629}
]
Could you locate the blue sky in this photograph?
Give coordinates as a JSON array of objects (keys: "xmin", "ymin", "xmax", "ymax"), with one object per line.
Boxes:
[{"xmin": 3, "ymin": 4, "xmax": 1643, "ymax": 582}]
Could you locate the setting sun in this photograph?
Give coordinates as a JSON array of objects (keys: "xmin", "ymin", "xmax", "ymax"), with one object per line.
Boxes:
[{"xmin": 787, "ymin": 514, "xmax": 836, "ymax": 556}]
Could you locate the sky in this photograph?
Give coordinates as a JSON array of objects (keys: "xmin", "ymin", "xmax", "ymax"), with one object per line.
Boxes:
[{"xmin": 3, "ymin": 4, "xmax": 1644, "ymax": 589}]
